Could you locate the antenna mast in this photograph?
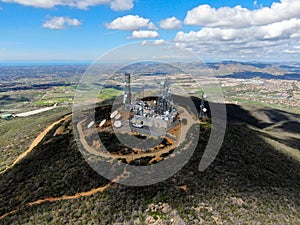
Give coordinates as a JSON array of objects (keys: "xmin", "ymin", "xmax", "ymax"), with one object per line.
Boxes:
[{"xmin": 124, "ymin": 73, "xmax": 132, "ymax": 109}]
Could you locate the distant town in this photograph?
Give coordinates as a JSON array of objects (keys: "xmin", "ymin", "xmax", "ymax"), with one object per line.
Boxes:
[{"xmin": 0, "ymin": 61, "xmax": 300, "ymax": 120}]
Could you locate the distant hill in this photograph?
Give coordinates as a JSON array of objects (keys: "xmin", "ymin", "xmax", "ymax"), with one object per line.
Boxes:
[
  {"xmin": 209, "ymin": 61, "xmax": 300, "ymax": 79},
  {"xmin": 118, "ymin": 61, "xmax": 300, "ymax": 80},
  {"xmin": 216, "ymin": 72, "xmax": 300, "ymax": 80}
]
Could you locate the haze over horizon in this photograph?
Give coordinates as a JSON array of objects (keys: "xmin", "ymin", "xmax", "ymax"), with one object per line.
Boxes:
[{"xmin": 0, "ymin": 0, "xmax": 300, "ymax": 62}]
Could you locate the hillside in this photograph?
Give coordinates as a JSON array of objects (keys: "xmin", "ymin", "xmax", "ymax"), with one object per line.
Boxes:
[{"xmin": 0, "ymin": 103, "xmax": 299, "ymax": 224}]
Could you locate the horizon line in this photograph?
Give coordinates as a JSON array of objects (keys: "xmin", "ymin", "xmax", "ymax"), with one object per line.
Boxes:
[{"xmin": 0, "ymin": 59, "xmax": 299, "ymax": 66}]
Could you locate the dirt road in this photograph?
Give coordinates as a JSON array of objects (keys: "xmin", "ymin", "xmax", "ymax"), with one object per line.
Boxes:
[{"xmin": 0, "ymin": 115, "xmax": 71, "ymax": 174}]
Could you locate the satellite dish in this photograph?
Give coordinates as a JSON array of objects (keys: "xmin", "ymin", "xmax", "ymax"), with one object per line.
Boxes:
[
  {"xmin": 99, "ymin": 119, "xmax": 106, "ymax": 127},
  {"xmin": 160, "ymin": 81, "xmax": 165, "ymax": 86},
  {"xmin": 87, "ymin": 121, "xmax": 95, "ymax": 129},
  {"xmin": 203, "ymin": 108, "xmax": 207, "ymax": 113},
  {"xmin": 114, "ymin": 120, "xmax": 122, "ymax": 128},
  {"xmin": 203, "ymin": 94, "xmax": 207, "ymax": 99},
  {"xmin": 115, "ymin": 113, "xmax": 121, "ymax": 120},
  {"xmin": 110, "ymin": 110, "xmax": 118, "ymax": 119}
]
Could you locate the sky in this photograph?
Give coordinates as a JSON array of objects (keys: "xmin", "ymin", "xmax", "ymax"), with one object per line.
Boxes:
[{"xmin": 0, "ymin": 0, "xmax": 300, "ymax": 62}]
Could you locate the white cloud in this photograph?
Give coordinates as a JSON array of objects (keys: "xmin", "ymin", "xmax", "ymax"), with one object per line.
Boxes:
[
  {"xmin": 176, "ymin": 1, "xmax": 300, "ymax": 60},
  {"xmin": 110, "ymin": 0, "xmax": 133, "ymax": 11},
  {"xmin": 284, "ymin": 49, "xmax": 300, "ymax": 53},
  {"xmin": 147, "ymin": 22, "xmax": 157, "ymax": 30},
  {"xmin": 42, "ymin": 16, "xmax": 82, "ymax": 30},
  {"xmin": 174, "ymin": 19, "xmax": 300, "ymax": 61},
  {"xmin": 141, "ymin": 40, "xmax": 148, "ymax": 46},
  {"xmin": 159, "ymin": 17, "xmax": 182, "ymax": 30},
  {"xmin": 184, "ymin": 4, "xmax": 251, "ymax": 28},
  {"xmin": 184, "ymin": 0, "xmax": 300, "ymax": 28},
  {"xmin": 1, "ymin": 0, "xmax": 134, "ymax": 11},
  {"xmin": 173, "ymin": 39, "xmax": 300, "ymax": 61},
  {"xmin": 131, "ymin": 30, "xmax": 159, "ymax": 39},
  {"xmin": 176, "ymin": 19, "xmax": 300, "ymax": 43},
  {"xmin": 106, "ymin": 15, "xmax": 157, "ymax": 31},
  {"xmin": 141, "ymin": 39, "xmax": 165, "ymax": 45},
  {"xmin": 153, "ymin": 39, "xmax": 165, "ymax": 45},
  {"xmin": 2, "ymin": 0, "xmax": 57, "ymax": 8}
]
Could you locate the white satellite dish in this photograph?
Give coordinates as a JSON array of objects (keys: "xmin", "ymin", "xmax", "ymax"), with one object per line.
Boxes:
[
  {"xmin": 203, "ymin": 108, "xmax": 207, "ymax": 113},
  {"xmin": 115, "ymin": 113, "xmax": 121, "ymax": 120},
  {"xmin": 99, "ymin": 119, "xmax": 106, "ymax": 127},
  {"xmin": 160, "ymin": 81, "xmax": 165, "ymax": 86},
  {"xmin": 203, "ymin": 94, "xmax": 207, "ymax": 99},
  {"xmin": 110, "ymin": 110, "xmax": 118, "ymax": 119},
  {"xmin": 87, "ymin": 121, "xmax": 95, "ymax": 129},
  {"xmin": 114, "ymin": 120, "xmax": 122, "ymax": 128}
]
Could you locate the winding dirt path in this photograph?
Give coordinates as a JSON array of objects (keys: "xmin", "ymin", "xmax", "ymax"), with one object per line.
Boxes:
[
  {"xmin": 0, "ymin": 182, "xmax": 113, "ymax": 220},
  {"xmin": 28, "ymin": 182, "xmax": 113, "ymax": 206},
  {"xmin": 0, "ymin": 114, "xmax": 71, "ymax": 175},
  {"xmin": 0, "ymin": 210, "xmax": 18, "ymax": 220},
  {"xmin": 0, "ymin": 169, "xmax": 129, "ymax": 220}
]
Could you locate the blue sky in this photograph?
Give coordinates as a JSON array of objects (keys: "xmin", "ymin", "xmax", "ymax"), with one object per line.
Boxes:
[{"xmin": 0, "ymin": 0, "xmax": 299, "ymax": 62}]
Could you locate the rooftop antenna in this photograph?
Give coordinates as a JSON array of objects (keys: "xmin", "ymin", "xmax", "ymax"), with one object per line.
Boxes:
[
  {"xmin": 157, "ymin": 78, "xmax": 171, "ymax": 115},
  {"xmin": 199, "ymin": 92, "xmax": 207, "ymax": 119}
]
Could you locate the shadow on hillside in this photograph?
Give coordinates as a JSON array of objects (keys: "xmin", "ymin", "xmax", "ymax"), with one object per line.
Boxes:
[
  {"xmin": 0, "ymin": 103, "xmax": 300, "ymax": 221},
  {"xmin": 227, "ymin": 103, "xmax": 300, "ymax": 132},
  {"xmin": 226, "ymin": 104, "xmax": 273, "ymax": 129},
  {"xmin": 226, "ymin": 103, "xmax": 300, "ymax": 150},
  {"xmin": 254, "ymin": 128, "xmax": 300, "ymax": 150},
  {"xmin": 276, "ymin": 121, "xmax": 300, "ymax": 134}
]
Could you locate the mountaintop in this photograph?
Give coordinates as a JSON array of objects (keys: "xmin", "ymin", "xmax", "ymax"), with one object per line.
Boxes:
[{"xmin": 0, "ymin": 102, "xmax": 299, "ymax": 224}]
